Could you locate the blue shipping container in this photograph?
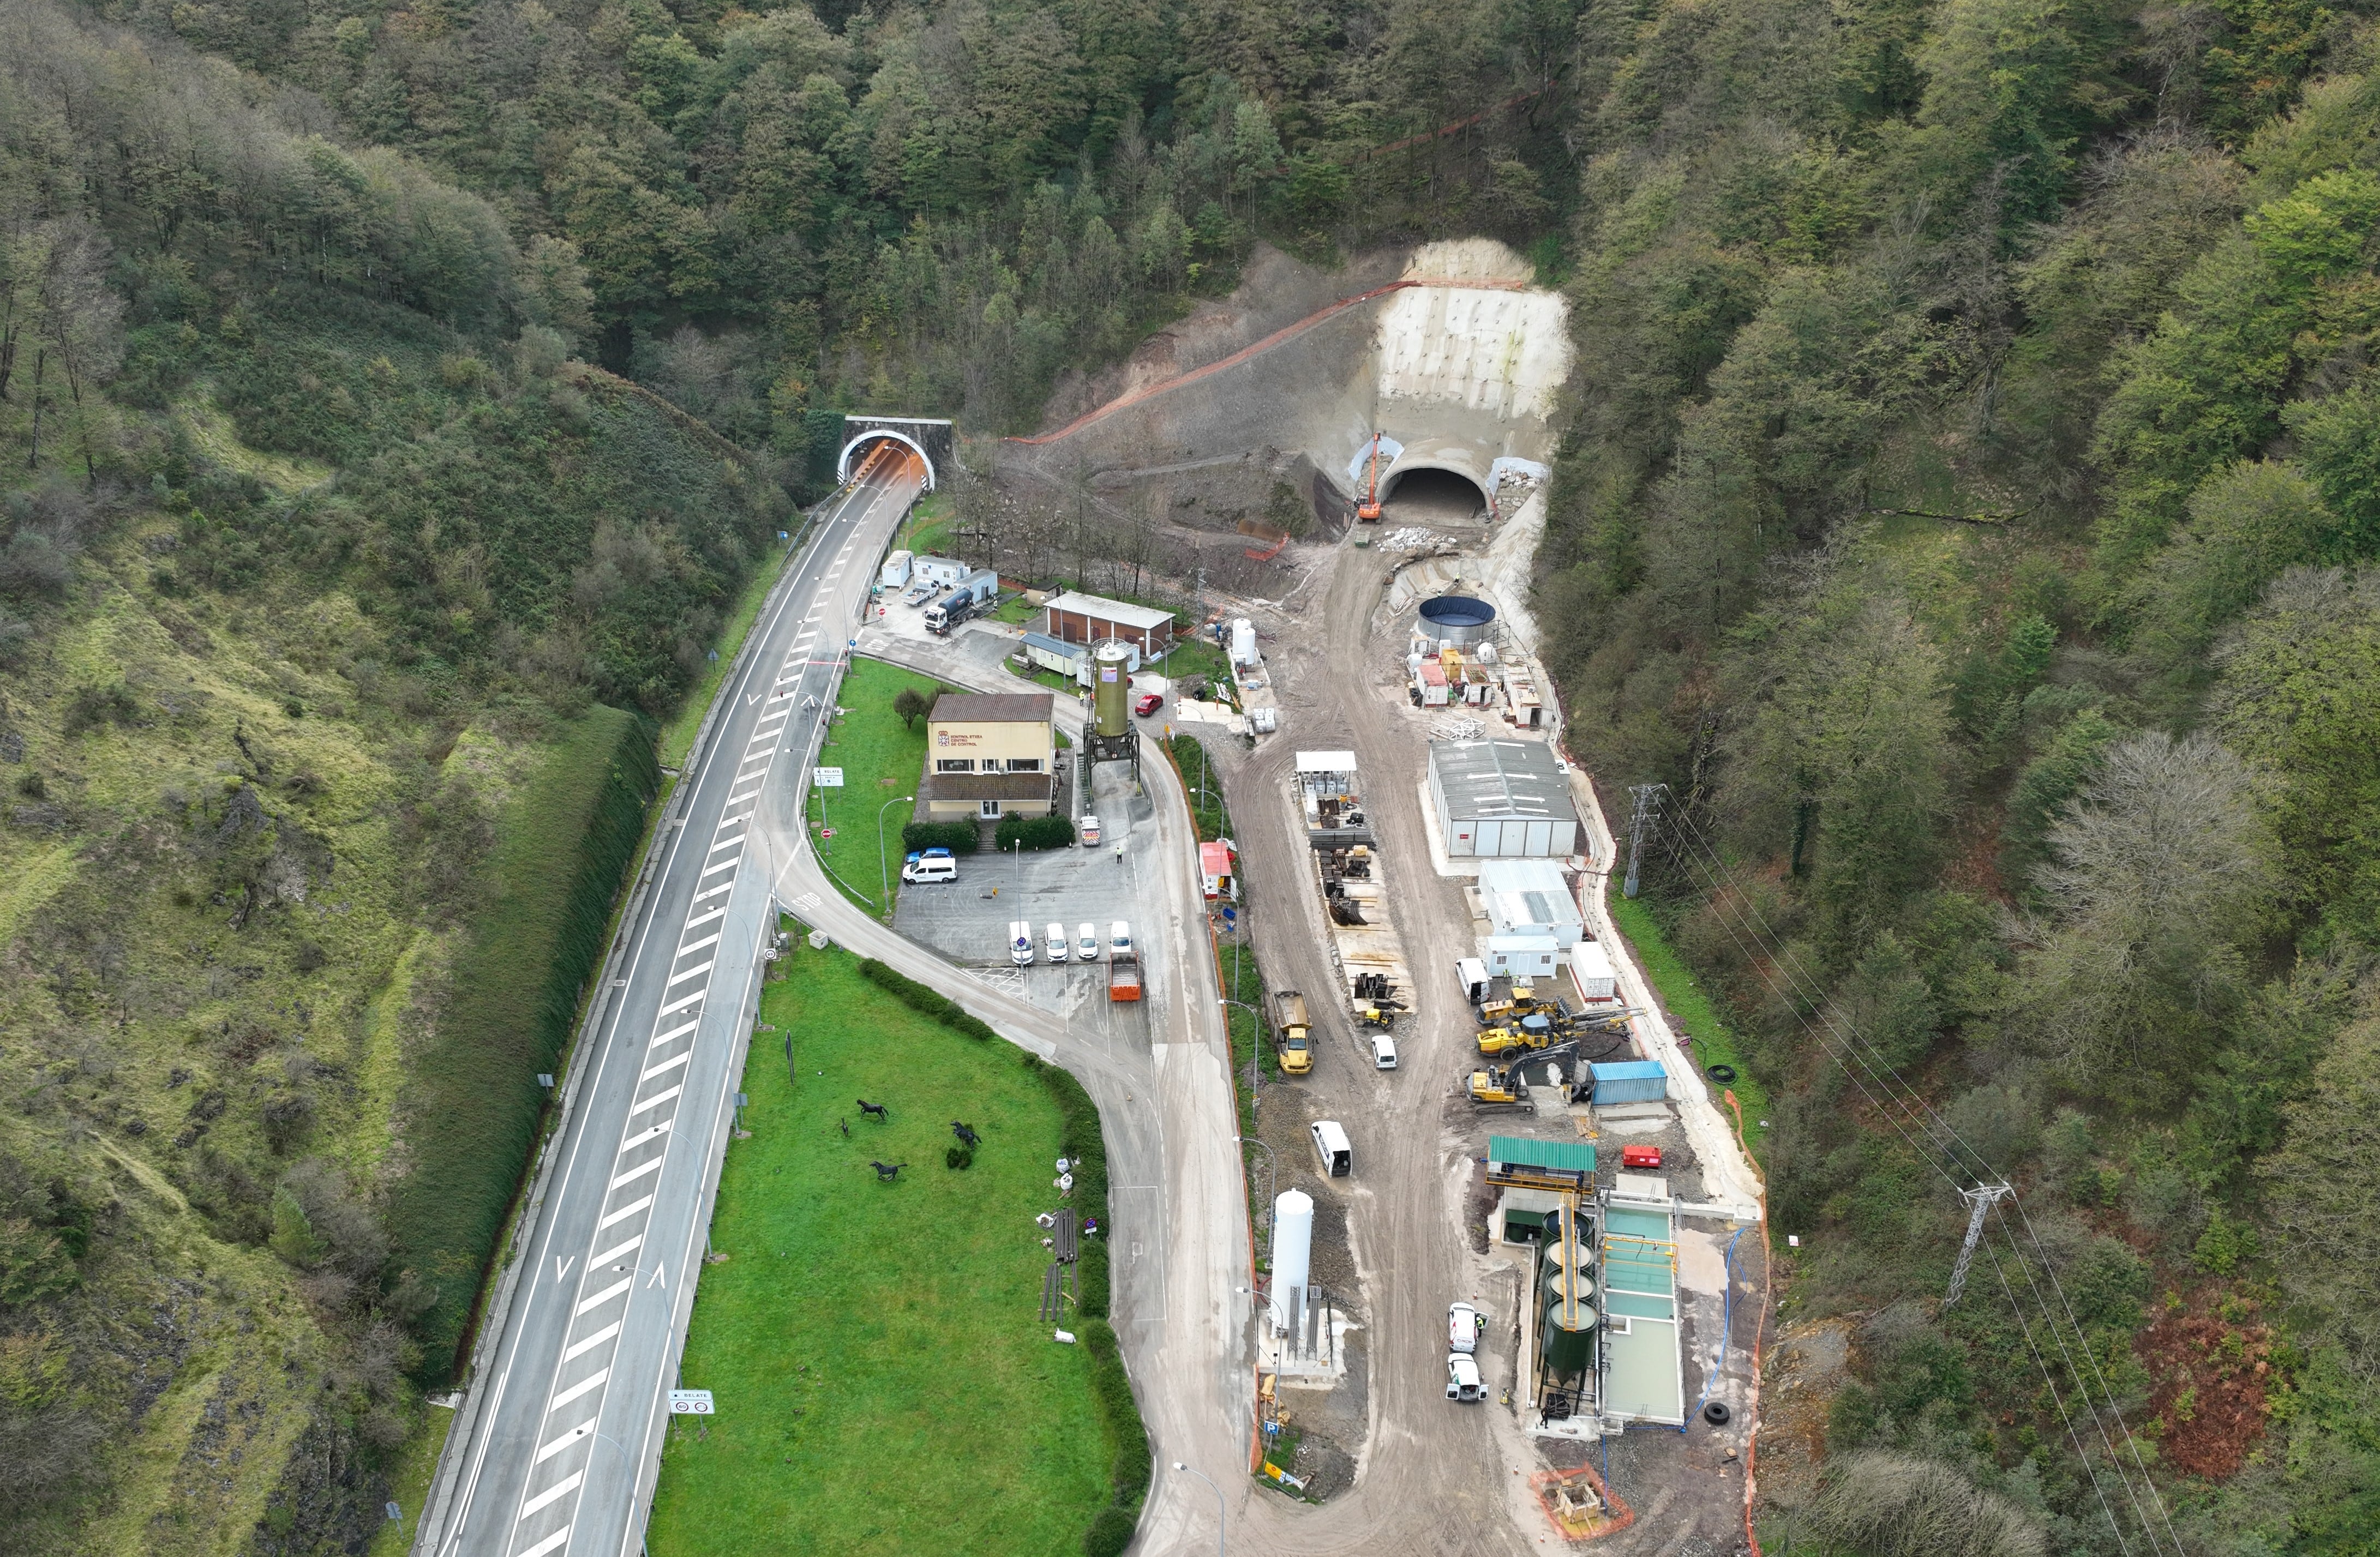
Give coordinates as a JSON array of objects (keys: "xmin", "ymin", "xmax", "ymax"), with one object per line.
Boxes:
[{"xmin": 1590, "ymin": 1059, "xmax": 1668, "ymax": 1106}]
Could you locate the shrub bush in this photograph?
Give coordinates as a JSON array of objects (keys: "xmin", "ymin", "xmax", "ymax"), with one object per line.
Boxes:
[
  {"xmin": 944, "ymin": 1144, "xmax": 973, "ymax": 1170},
  {"xmin": 900, "ymin": 820, "xmax": 979, "ymax": 855},
  {"xmin": 995, "ymin": 812, "xmax": 1075, "ymax": 850},
  {"xmin": 1081, "ymin": 1318, "xmax": 1151, "ymax": 1553},
  {"xmin": 856, "ymin": 957, "xmax": 997, "ymax": 1041}
]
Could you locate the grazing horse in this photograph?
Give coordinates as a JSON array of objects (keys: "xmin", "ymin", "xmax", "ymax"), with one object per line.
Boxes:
[
  {"xmin": 869, "ymin": 1161, "xmax": 906, "ymax": 1182},
  {"xmin": 856, "ymin": 1098, "xmax": 890, "ymax": 1122},
  {"xmin": 951, "ymin": 1121, "xmax": 982, "ymax": 1149}
]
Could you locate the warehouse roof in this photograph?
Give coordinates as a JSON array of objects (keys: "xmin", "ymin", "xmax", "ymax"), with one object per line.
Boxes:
[
  {"xmin": 930, "ymin": 690, "xmax": 1054, "ymax": 724},
  {"xmin": 1021, "ymin": 631, "xmax": 1087, "ymax": 660},
  {"xmin": 1042, "ymin": 591, "xmax": 1176, "ymax": 630},
  {"xmin": 1429, "ymin": 738, "xmax": 1579, "ymax": 823}
]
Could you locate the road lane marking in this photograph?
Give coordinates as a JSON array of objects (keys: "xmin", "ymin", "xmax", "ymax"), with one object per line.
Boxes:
[
  {"xmin": 610, "ymin": 1155, "xmax": 666, "ymax": 1191},
  {"xmin": 574, "ymin": 1278, "xmax": 632, "ymax": 1315},
  {"xmin": 621, "ymin": 1121, "xmax": 672, "ymax": 1151},
  {"xmin": 537, "ymin": 1420, "xmax": 595, "ymax": 1460},
  {"xmin": 684, "ymin": 909, "xmax": 725, "ymax": 933},
  {"xmin": 590, "ymin": 1236, "xmax": 642, "ymax": 1268},
  {"xmin": 705, "ymin": 838, "xmax": 743, "ymax": 859},
  {"xmin": 668, "ymin": 960, "xmax": 714, "ymax": 985},
  {"xmin": 520, "ymin": 1470, "xmax": 583, "ymax": 1519},
  {"xmin": 517, "ymin": 1527, "xmax": 572, "ymax": 1557},
  {"xmin": 628, "ymin": 1085, "xmax": 682, "ymax": 1116},
  {"xmin": 642, "ymin": 1052, "xmax": 691, "ymax": 1082},
  {"xmin": 660, "ymin": 990, "xmax": 705, "ymax": 1016},
  {"xmin": 678, "ymin": 933, "xmax": 721, "ymax": 956},
  {"xmin": 597, "ymin": 1193, "xmax": 655, "ymax": 1228},
  {"xmin": 548, "ymin": 1368, "xmax": 609, "ymax": 1412}
]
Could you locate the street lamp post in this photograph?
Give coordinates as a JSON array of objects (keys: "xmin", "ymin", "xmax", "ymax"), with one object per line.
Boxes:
[
  {"xmin": 877, "ymin": 795, "xmax": 914, "ymax": 921},
  {"xmin": 1172, "ymin": 1462, "xmax": 1226, "ymax": 1557},
  {"xmin": 1219, "ymin": 997, "xmax": 1267, "ymax": 1107}
]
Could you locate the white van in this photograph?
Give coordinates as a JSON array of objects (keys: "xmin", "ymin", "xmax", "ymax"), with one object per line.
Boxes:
[
  {"xmin": 1079, "ymin": 813, "xmax": 1101, "ymax": 846},
  {"xmin": 1310, "ymin": 1120, "xmax": 1352, "ymax": 1178},
  {"xmin": 903, "ymin": 854, "xmax": 957, "ymax": 885},
  {"xmin": 1454, "ymin": 955, "xmax": 1491, "ymax": 1005},
  {"xmin": 1008, "ymin": 922, "xmax": 1034, "ymax": 965},
  {"xmin": 1109, "ymin": 921, "xmax": 1133, "ymax": 961},
  {"xmin": 1046, "ymin": 921, "xmax": 1070, "ymax": 963},
  {"xmin": 1446, "ymin": 1353, "xmax": 1484, "ymax": 1401},
  {"xmin": 1077, "ymin": 923, "xmax": 1099, "ymax": 961}
]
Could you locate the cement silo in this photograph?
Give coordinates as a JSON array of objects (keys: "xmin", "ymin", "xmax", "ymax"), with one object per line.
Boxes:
[
  {"xmin": 1270, "ymin": 1189, "xmax": 1314, "ymax": 1331},
  {"xmin": 1093, "ymin": 641, "xmax": 1132, "ymax": 737},
  {"xmin": 1230, "ymin": 617, "xmax": 1258, "ymax": 666}
]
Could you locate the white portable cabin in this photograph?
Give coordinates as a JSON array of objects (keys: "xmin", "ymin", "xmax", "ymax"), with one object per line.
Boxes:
[
  {"xmin": 1571, "ymin": 939, "xmax": 1619, "ymax": 1003},
  {"xmin": 879, "ymin": 548, "xmax": 913, "ymax": 587}
]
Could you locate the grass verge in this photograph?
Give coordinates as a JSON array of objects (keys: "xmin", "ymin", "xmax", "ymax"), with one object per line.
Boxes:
[
  {"xmin": 811, "ymin": 656, "xmax": 962, "ymax": 916},
  {"xmin": 1159, "ymin": 731, "xmax": 1233, "ymax": 843},
  {"xmin": 387, "ymin": 706, "xmax": 661, "ymax": 1381},
  {"xmin": 645, "ymin": 933, "xmax": 1122, "ymax": 1557},
  {"xmin": 659, "ymin": 538, "xmax": 796, "ymax": 769},
  {"xmin": 1605, "ymin": 892, "xmax": 1771, "ymax": 1165}
]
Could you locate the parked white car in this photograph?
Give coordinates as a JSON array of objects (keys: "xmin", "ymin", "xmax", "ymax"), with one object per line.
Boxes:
[
  {"xmin": 1046, "ymin": 921, "xmax": 1070, "ymax": 962},
  {"xmin": 1448, "ymin": 1302, "xmax": 1482, "ymax": 1355},
  {"xmin": 1077, "ymin": 923, "xmax": 1099, "ymax": 961},
  {"xmin": 1008, "ymin": 921, "xmax": 1034, "ymax": 966},
  {"xmin": 1446, "ymin": 1353, "xmax": 1484, "ymax": 1401},
  {"xmin": 1371, "ymin": 1032, "xmax": 1398, "ymax": 1069}
]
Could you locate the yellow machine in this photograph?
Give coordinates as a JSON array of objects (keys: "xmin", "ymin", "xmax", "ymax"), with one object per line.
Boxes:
[
  {"xmin": 1467, "ymin": 1065, "xmax": 1529, "ymax": 1109},
  {"xmin": 1476, "ymin": 977, "xmax": 1538, "ymax": 1024},
  {"xmin": 1357, "ymin": 1003, "xmax": 1398, "ymax": 1031},
  {"xmin": 1476, "ymin": 1024, "xmax": 1549, "ymax": 1056}
]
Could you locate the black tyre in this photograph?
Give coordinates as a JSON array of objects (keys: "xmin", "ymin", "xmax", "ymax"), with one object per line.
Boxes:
[
  {"xmin": 1706, "ymin": 1063, "xmax": 1737, "ymax": 1084},
  {"xmin": 1704, "ymin": 1400, "xmax": 1732, "ymax": 1426}
]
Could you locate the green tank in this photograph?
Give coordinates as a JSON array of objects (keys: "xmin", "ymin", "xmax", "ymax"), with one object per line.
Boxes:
[
  {"xmin": 1540, "ymin": 1296, "xmax": 1598, "ymax": 1377},
  {"xmin": 1093, "ymin": 641, "xmax": 1132, "ymax": 737}
]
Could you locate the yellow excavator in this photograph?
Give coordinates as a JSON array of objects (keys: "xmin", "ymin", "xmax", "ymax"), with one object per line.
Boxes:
[{"xmin": 1476, "ymin": 1013, "xmax": 1561, "ymax": 1055}]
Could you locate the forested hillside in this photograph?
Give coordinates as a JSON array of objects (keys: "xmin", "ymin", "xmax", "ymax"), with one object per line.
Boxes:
[{"xmin": 1535, "ymin": 0, "xmax": 2380, "ymax": 1550}]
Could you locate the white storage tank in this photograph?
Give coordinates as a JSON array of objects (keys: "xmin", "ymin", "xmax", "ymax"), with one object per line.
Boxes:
[
  {"xmin": 1231, "ymin": 618, "xmax": 1258, "ymax": 666},
  {"xmin": 1269, "ymin": 1189, "xmax": 1314, "ymax": 1331},
  {"xmin": 880, "ymin": 549, "xmax": 913, "ymax": 587}
]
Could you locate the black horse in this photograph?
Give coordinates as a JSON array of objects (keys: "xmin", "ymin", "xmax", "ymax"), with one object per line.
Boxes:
[
  {"xmin": 869, "ymin": 1161, "xmax": 906, "ymax": 1182},
  {"xmin": 951, "ymin": 1121, "xmax": 982, "ymax": 1149},
  {"xmin": 856, "ymin": 1098, "xmax": 890, "ymax": 1122}
]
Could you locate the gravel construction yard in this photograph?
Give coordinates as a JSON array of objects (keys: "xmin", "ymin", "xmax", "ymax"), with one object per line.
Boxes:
[{"xmin": 645, "ymin": 935, "xmax": 1111, "ymax": 1557}]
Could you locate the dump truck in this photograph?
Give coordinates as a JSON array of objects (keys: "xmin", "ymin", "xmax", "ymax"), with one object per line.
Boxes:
[
  {"xmin": 1273, "ymin": 990, "xmax": 1313, "ymax": 1075},
  {"xmin": 1108, "ymin": 962, "xmax": 1142, "ymax": 1002}
]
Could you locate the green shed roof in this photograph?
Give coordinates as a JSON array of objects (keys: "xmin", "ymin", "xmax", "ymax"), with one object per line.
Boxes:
[{"xmin": 1487, "ymin": 1135, "xmax": 1596, "ymax": 1173}]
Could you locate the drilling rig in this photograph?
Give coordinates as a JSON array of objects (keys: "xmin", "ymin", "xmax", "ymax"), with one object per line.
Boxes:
[{"xmin": 1356, "ymin": 434, "xmax": 1385, "ymax": 524}]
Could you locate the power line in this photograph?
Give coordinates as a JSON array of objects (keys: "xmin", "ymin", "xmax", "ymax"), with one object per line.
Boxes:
[{"xmin": 1623, "ymin": 791, "xmax": 2179, "ymax": 1555}]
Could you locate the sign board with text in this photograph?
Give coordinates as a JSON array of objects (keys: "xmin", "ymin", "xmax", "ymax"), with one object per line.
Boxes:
[
  {"xmin": 814, "ymin": 767, "xmax": 844, "ymax": 787},
  {"xmin": 669, "ymin": 1390, "xmax": 715, "ymax": 1415}
]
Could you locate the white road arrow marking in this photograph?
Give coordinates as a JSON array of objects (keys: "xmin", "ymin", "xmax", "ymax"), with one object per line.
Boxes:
[
  {"xmin": 554, "ymin": 1256, "xmax": 574, "ymax": 1283},
  {"xmin": 647, "ymin": 1261, "xmax": 666, "ymax": 1290}
]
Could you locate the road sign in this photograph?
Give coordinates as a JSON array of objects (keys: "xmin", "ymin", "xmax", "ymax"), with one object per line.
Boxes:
[
  {"xmin": 819, "ymin": 827, "xmax": 836, "ymax": 839},
  {"xmin": 814, "ymin": 767, "xmax": 844, "ymax": 787},
  {"xmin": 669, "ymin": 1390, "xmax": 715, "ymax": 1415}
]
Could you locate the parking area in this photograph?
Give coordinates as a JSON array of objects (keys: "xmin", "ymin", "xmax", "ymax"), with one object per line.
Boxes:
[{"xmin": 891, "ymin": 759, "xmax": 1170, "ymax": 1045}]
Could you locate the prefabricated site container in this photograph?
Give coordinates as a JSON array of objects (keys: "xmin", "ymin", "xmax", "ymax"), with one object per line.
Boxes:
[
  {"xmin": 1590, "ymin": 1060, "xmax": 1669, "ymax": 1107},
  {"xmin": 1570, "ymin": 940, "xmax": 1618, "ymax": 1003},
  {"xmin": 1200, "ymin": 840, "xmax": 1236, "ymax": 899},
  {"xmin": 880, "ymin": 548, "xmax": 913, "ymax": 587},
  {"xmin": 912, "ymin": 554, "xmax": 968, "ymax": 588}
]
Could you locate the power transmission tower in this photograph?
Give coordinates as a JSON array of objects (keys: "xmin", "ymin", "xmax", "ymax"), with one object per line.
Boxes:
[
  {"xmin": 1623, "ymin": 784, "xmax": 1666, "ymax": 899},
  {"xmin": 1944, "ymin": 1182, "xmax": 2014, "ymax": 1307}
]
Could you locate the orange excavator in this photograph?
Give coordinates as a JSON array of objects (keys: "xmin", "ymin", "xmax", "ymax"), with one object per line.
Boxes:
[{"xmin": 1356, "ymin": 434, "xmax": 1385, "ymax": 523}]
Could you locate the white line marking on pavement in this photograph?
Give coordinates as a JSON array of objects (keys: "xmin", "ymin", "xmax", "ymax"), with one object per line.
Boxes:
[
  {"xmin": 561, "ymin": 1320, "xmax": 622, "ymax": 1361},
  {"xmin": 628, "ymin": 1086, "xmax": 681, "ymax": 1116},
  {"xmin": 537, "ymin": 1421, "xmax": 595, "ymax": 1462},
  {"xmin": 554, "ymin": 1255, "xmax": 574, "ymax": 1282},
  {"xmin": 520, "ymin": 1470, "xmax": 583, "ymax": 1519},
  {"xmin": 590, "ymin": 1236, "xmax": 642, "ymax": 1268},
  {"xmin": 621, "ymin": 1120, "xmax": 672, "ymax": 1151},
  {"xmin": 597, "ymin": 1193, "xmax": 654, "ymax": 1229},
  {"xmin": 668, "ymin": 960, "xmax": 714, "ymax": 985},
  {"xmin": 660, "ymin": 990, "xmax": 705, "ymax": 1016},
  {"xmin": 574, "ymin": 1278, "xmax": 631, "ymax": 1316},
  {"xmin": 517, "ymin": 1526, "xmax": 572, "ymax": 1557},
  {"xmin": 610, "ymin": 1155, "xmax": 665, "ymax": 1191},
  {"xmin": 642, "ymin": 1051, "xmax": 691, "ymax": 1082},
  {"xmin": 548, "ymin": 1368, "xmax": 608, "ymax": 1412},
  {"xmin": 678, "ymin": 933, "xmax": 721, "ymax": 956}
]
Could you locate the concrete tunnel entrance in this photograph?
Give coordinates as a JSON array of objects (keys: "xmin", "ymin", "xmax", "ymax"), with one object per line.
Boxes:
[
  {"xmin": 1382, "ymin": 465, "xmax": 1490, "ymax": 524},
  {"xmin": 836, "ymin": 429, "xmax": 937, "ymax": 489}
]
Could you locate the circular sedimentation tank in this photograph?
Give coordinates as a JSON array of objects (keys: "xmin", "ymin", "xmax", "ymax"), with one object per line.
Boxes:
[{"xmin": 1418, "ymin": 594, "xmax": 1496, "ymax": 646}]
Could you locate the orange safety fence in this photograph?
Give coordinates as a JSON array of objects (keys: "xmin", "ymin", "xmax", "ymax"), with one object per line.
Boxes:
[{"xmin": 1530, "ymin": 1463, "xmax": 1635, "ymax": 1542}]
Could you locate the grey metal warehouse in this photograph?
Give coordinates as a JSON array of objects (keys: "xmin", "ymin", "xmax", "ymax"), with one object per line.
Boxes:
[{"xmin": 1428, "ymin": 738, "xmax": 1582, "ymax": 857}]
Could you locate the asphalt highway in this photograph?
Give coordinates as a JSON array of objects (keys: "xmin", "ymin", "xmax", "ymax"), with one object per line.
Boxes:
[{"xmin": 415, "ymin": 455, "xmax": 921, "ymax": 1557}]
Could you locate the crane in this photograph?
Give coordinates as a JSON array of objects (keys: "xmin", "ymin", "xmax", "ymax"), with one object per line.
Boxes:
[{"xmin": 1356, "ymin": 434, "xmax": 1384, "ymax": 523}]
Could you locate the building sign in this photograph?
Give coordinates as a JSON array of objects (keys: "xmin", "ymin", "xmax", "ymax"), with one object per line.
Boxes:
[{"xmin": 936, "ymin": 730, "xmax": 982, "ymax": 747}]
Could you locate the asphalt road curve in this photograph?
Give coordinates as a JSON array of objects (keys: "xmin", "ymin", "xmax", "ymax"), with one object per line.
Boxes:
[{"xmin": 416, "ymin": 458, "xmax": 919, "ymax": 1557}]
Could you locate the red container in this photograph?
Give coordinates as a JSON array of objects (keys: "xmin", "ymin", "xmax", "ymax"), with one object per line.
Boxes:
[{"xmin": 1621, "ymin": 1145, "xmax": 1664, "ymax": 1169}]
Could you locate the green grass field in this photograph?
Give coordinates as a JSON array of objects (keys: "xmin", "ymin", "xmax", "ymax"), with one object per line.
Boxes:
[
  {"xmin": 900, "ymin": 492, "xmax": 957, "ymax": 558},
  {"xmin": 646, "ymin": 941, "xmax": 1111, "ymax": 1557},
  {"xmin": 1605, "ymin": 893, "xmax": 1771, "ymax": 1164},
  {"xmin": 813, "ymin": 657, "xmax": 961, "ymax": 913},
  {"xmin": 661, "ymin": 538, "xmax": 798, "ymax": 768}
]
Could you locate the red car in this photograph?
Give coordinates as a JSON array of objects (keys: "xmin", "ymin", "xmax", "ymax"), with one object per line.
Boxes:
[
  {"xmin": 1134, "ymin": 691, "xmax": 1164, "ymax": 717},
  {"xmin": 1621, "ymin": 1145, "xmax": 1664, "ymax": 1169}
]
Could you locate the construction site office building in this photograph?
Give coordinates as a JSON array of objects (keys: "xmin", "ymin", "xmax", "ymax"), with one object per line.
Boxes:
[{"xmin": 1039, "ymin": 591, "xmax": 1177, "ymax": 656}]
